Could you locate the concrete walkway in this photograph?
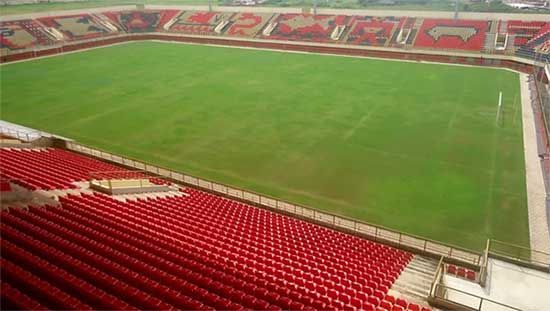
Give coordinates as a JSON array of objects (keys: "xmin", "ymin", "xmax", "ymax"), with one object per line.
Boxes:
[
  {"xmin": 445, "ymin": 258, "xmax": 550, "ymax": 311},
  {"xmin": 520, "ymin": 73, "xmax": 550, "ymax": 260}
]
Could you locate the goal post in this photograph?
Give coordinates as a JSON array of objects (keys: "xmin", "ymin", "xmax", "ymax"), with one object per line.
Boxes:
[{"xmin": 496, "ymin": 91, "xmax": 503, "ymax": 125}]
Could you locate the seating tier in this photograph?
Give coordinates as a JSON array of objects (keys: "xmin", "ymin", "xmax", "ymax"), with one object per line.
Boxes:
[
  {"xmin": 102, "ymin": 10, "xmax": 180, "ymax": 33},
  {"xmin": 344, "ymin": 16, "xmax": 404, "ymax": 46},
  {"xmin": 0, "ymin": 20, "xmax": 54, "ymax": 53},
  {"xmin": 0, "ymin": 188, "xmax": 428, "ymax": 310},
  {"xmin": 165, "ymin": 11, "xmax": 235, "ymax": 35},
  {"xmin": 262, "ymin": 14, "xmax": 352, "ymax": 43},
  {"xmin": 225, "ymin": 13, "xmax": 275, "ymax": 37},
  {"xmin": 414, "ymin": 18, "xmax": 488, "ymax": 51},
  {"xmin": 37, "ymin": 14, "xmax": 119, "ymax": 41},
  {"xmin": 2, "ymin": 10, "xmax": 549, "ymax": 60},
  {"xmin": 0, "ymin": 148, "xmax": 124, "ymax": 190}
]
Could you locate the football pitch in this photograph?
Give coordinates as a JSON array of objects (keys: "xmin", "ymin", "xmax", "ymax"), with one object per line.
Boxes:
[{"xmin": 0, "ymin": 41, "xmax": 529, "ymax": 251}]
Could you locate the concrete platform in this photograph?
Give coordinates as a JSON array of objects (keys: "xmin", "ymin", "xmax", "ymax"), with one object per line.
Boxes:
[
  {"xmin": 444, "ymin": 258, "xmax": 550, "ymax": 310},
  {"xmin": 90, "ymin": 179, "xmax": 170, "ymax": 195}
]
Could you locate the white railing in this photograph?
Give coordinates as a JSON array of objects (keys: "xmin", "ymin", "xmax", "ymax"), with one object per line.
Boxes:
[
  {"xmin": 0, "ymin": 126, "xmax": 41, "ymax": 142},
  {"xmin": 64, "ymin": 140, "xmax": 483, "ymax": 266},
  {"xmin": 429, "ymin": 255, "xmax": 522, "ymax": 311},
  {"xmin": 433, "ymin": 284, "xmax": 522, "ymax": 311},
  {"xmin": 489, "ymin": 239, "xmax": 550, "ymax": 271}
]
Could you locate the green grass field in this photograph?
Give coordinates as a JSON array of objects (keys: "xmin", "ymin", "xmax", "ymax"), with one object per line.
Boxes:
[{"xmin": 0, "ymin": 42, "xmax": 529, "ymax": 251}]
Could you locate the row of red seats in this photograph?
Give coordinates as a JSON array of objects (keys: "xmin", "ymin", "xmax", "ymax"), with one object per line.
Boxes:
[
  {"xmin": 414, "ymin": 18, "xmax": 488, "ymax": 51},
  {"xmin": 0, "ymin": 148, "xmax": 128, "ymax": 190},
  {"xmin": 2, "ymin": 10, "xmax": 549, "ymax": 55},
  {"xmin": 37, "ymin": 14, "xmax": 119, "ymax": 41},
  {"xmin": 103, "ymin": 10, "xmax": 180, "ymax": 33},
  {"xmin": 0, "ymin": 19, "xmax": 55, "ymax": 51},
  {"xmin": 0, "ymin": 280, "xmax": 47, "ymax": 310},
  {"xmin": 94, "ymin": 190, "xmax": 423, "ymax": 310},
  {"xmin": 507, "ymin": 20, "xmax": 548, "ymax": 36},
  {"xmin": 0, "ymin": 179, "xmax": 12, "ymax": 191},
  {"xmin": 2, "ymin": 216, "xmax": 195, "ymax": 310},
  {"xmin": 148, "ymin": 193, "xmax": 424, "ymax": 311},
  {"xmin": 265, "ymin": 14, "xmax": 352, "ymax": 43},
  {"xmin": 158, "ymin": 194, "xmax": 409, "ymax": 279},
  {"xmin": 1, "ymin": 257, "xmax": 91, "ymax": 310},
  {"xmin": 1, "ymin": 188, "xmax": 431, "ymax": 310},
  {"xmin": 447, "ymin": 264, "xmax": 476, "ymax": 281},
  {"xmin": 72, "ymin": 193, "xmax": 375, "ymax": 310}
]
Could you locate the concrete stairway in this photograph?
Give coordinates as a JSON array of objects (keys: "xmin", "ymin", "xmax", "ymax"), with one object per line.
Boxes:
[
  {"xmin": 390, "ymin": 255, "xmax": 439, "ymax": 307},
  {"xmin": 483, "ymin": 21, "xmax": 498, "ymax": 53},
  {"xmin": 483, "ymin": 32, "xmax": 496, "ymax": 53},
  {"xmin": 500, "ymin": 20, "xmax": 508, "ymax": 33},
  {"xmin": 403, "ymin": 18, "xmax": 423, "ymax": 47}
]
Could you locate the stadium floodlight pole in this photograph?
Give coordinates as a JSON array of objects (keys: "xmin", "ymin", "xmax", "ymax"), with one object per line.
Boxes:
[
  {"xmin": 454, "ymin": 0, "xmax": 459, "ymax": 20},
  {"xmin": 313, "ymin": 0, "xmax": 318, "ymax": 15}
]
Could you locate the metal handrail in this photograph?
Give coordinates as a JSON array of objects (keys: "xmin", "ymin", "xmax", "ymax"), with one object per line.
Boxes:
[
  {"xmin": 489, "ymin": 238, "xmax": 550, "ymax": 268},
  {"xmin": 0, "ymin": 126, "xmax": 41, "ymax": 142},
  {"xmin": 478, "ymin": 239, "xmax": 491, "ymax": 286},
  {"xmin": 88, "ymin": 169, "xmax": 170, "ymax": 189},
  {"xmin": 63, "ymin": 139, "xmax": 483, "ymax": 265},
  {"xmin": 434, "ymin": 283, "xmax": 522, "ymax": 311},
  {"xmin": 429, "ymin": 256, "xmax": 445, "ymax": 297}
]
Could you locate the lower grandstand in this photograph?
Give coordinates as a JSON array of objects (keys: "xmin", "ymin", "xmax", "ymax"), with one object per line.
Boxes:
[
  {"xmin": 1, "ymin": 139, "xmax": 430, "ymax": 311},
  {"xmin": 1, "ymin": 114, "xmax": 549, "ymax": 310}
]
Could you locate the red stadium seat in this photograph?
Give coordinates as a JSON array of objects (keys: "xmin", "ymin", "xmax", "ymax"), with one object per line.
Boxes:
[
  {"xmin": 447, "ymin": 265, "xmax": 457, "ymax": 275},
  {"xmin": 396, "ymin": 298, "xmax": 408, "ymax": 308},
  {"xmin": 0, "ymin": 150, "xmax": 419, "ymax": 311},
  {"xmin": 392, "ymin": 305, "xmax": 405, "ymax": 311},
  {"xmin": 380, "ymin": 300, "xmax": 393, "ymax": 310}
]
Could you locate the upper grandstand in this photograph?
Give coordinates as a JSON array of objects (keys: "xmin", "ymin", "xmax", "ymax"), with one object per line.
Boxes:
[{"xmin": 1, "ymin": 3, "xmax": 549, "ymax": 62}]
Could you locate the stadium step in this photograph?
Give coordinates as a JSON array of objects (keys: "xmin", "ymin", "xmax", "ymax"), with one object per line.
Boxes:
[
  {"xmin": 506, "ymin": 34, "xmax": 516, "ymax": 52},
  {"xmin": 489, "ymin": 20, "xmax": 499, "ymax": 34},
  {"xmin": 500, "ymin": 20, "xmax": 508, "ymax": 33},
  {"xmin": 112, "ymin": 190, "xmax": 187, "ymax": 202},
  {"xmin": 483, "ymin": 32, "xmax": 496, "ymax": 53},
  {"xmin": 390, "ymin": 255, "xmax": 438, "ymax": 306}
]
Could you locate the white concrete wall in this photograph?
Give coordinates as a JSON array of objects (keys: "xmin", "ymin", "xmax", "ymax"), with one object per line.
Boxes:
[
  {"xmin": 1, "ymin": 0, "xmax": 87, "ymax": 4},
  {"xmin": 1, "ymin": 4, "xmax": 548, "ymax": 21},
  {"xmin": 145, "ymin": 4, "xmax": 302, "ymax": 13},
  {"xmin": 520, "ymin": 73, "xmax": 550, "ymax": 257},
  {"xmin": 0, "ymin": 5, "xmax": 136, "ymax": 21},
  {"xmin": 316, "ymin": 8, "xmax": 550, "ymax": 21}
]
